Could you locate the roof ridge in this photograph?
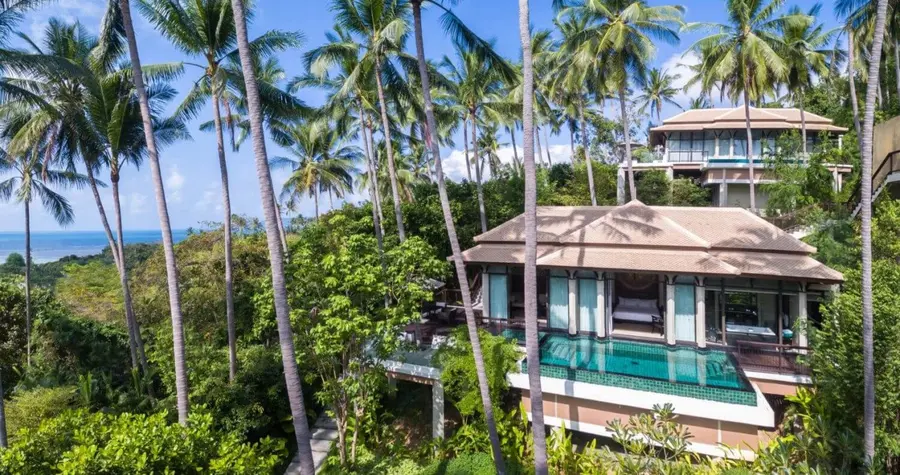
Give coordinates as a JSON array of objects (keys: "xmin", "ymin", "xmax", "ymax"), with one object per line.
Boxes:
[{"xmin": 559, "ymin": 200, "xmax": 711, "ymax": 248}]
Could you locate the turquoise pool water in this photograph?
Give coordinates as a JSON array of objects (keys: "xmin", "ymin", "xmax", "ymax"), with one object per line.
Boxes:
[
  {"xmin": 539, "ymin": 335, "xmax": 747, "ymax": 390},
  {"xmin": 519, "ymin": 334, "xmax": 756, "ymax": 405}
]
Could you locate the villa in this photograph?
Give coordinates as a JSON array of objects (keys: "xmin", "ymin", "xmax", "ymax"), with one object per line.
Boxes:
[
  {"xmin": 622, "ymin": 106, "xmax": 852, "ymax": 210},
  {"xmin": 385, "ymin": 201, "xmax": 842, "ymax": 459}
]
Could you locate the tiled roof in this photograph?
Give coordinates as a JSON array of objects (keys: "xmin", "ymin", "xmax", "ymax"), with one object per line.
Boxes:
[
  {"xmin": 461, "ymin": 201, "xmax": 841, "ymax": 283},
  {"xmin": 559, "ymin": 201, "xmax": 711, "ymax": 248},
  {"xmin": 649, "ymin": 106, "xmax": 848, "ymax": 133},
  {"xmin": 713, "ymin": 251, "xmax": 843, "ymax": 283},
  {"xmin": 536, "ymin": 247, "xmax": 740, "ymax": 276}
]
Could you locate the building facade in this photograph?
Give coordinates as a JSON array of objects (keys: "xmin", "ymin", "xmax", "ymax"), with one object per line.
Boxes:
[{"xmin": 622, "ymin": 106, "xmax": 852, "ymax": 210}]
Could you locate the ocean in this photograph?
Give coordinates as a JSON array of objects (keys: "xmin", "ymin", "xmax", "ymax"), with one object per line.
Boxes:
[{"xmin": 0, "ymin": 230, "xmax": 190, "ymax": 264}]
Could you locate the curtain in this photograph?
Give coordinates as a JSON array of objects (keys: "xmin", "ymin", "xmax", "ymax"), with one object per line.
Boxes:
[
  {"xmin": 578, "ymin": 279, "xmax": 597, "ymax": 333},
  {"xmin": 674, "ymin": 284, "xmax": 696, "ymax": 342},
  {"xmin": 489, "ymin": 274, "xmax": 508, "ymax": 320},
  {"xmin": 549, "ymin": 277, "xmax": 569, "ymax": 330}
]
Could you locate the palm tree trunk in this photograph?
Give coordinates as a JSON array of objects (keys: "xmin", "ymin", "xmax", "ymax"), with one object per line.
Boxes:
[
  {"xmin": 799, "ymin": 91, "xmax": 807, "ymax": 156},
  {"xmin": 569, "ymin": 122, "xmax": 575, "ymax": 156},
  {"xmin": 518, "ymin": 2, "xmax": 547, "ymax": 472},
  {"xmin": 373, "ymin": 55, "xmax": 406, "ymax": 241},
  {"xmin": 110, "ymin": 171, "xmax": 142, "ymax": 372},
  {"xmin": 0, "ymin": 369, "xmax": 7, "ymax": 448},
  {"xmin": 410, "ymin": 4, "xmax": 505, "ymax": 471},
  {"xmin": 365, "ymin": 121, "xmax": 387, "ymax": 235},
  {"xmin": 212, "ymin": 93, "xmax": 238, "ymax": 383},
  {"xmin": 535, "ymin": 124, "xmax": 544, "ymax": 167},
  {"xmin": 228, "ymin": 0, "xmax": 315, "ymax": 469},
  {"xmin": 509, "ymin": 125, "xmax": 519, "ymax": 166},
  {"xmin": 543, "ymin": 127, "xmax": 552, "ymax": 166},
  {"xmin": 619, "ymin": 86, "xmax": 637, "ymax": 203},
  {"xmin": 274, "ymin": 196, "xmax": 289, "ymax": 256},
  {"xmin": 86, "ymin": 165, "xmax": 142, "ymax": 372},
  {"xmin": 328, "ymin": 188, "xmax": 334, "ymax": 211},
  {"xmin": 579, "ymin": 97, "xmax": 597, "ymax": 206},
  {"xmin": 849, "ymin": 30, "xmax": 862, "ymax": 143},
  {"xmin": 860, "ymin": 0, "xmax": 890, "ymax": 466},
  {"xmin": 314, "ymin": 186, "xmax": 320, "ymax": 220},
  {"xmin": 24, "ymin": 200, "xmax": 31, "ymax": 368},
  {"xmin": 471, "ymin": 112, "xmax": 488, "ymax": 233},
  {"xmin": 894, "ymin": 39, "xmax": 900, "ymax": 101},
  {"xmin": 119, "ymin": 0, "xmax": 190, "ymax": 425},
  {"xmin": 463, "ymin": 116, "xmax": 472, "ymax": 181},
  {"xmin": 742, "ymin": 76, "xmax": 756, "ymax": 211},
  {"xmin": 359, "ymin": 103, "xmax": 386, "ymax": 263}
]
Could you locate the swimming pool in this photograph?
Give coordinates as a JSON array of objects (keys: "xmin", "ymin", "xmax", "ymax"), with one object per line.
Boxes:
[{"xmin": 520, "ymin": 334, "xmax": 756, "ymax": 406}]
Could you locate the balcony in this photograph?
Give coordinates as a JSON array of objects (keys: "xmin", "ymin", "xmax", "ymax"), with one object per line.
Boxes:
[{"xmin": 733, "ymin": 340, "xmax": 810, "ymax": 376}]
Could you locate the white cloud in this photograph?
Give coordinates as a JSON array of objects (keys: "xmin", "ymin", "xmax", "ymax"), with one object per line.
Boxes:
[
  {"xmin": 439, "ymin": 144, "xmax": 574, "ymax": 182},
  {"xmin": 195, "ymin": 183, "xmax": 223, "ymax": 213},
  {"xmin": 661, "ymin": 50, "xmax": 701, "ymax": 108},
  {"xmin": 165, "ymin": 165, "xmax": 185, "ymax": 203},
  {"xmin": 127, "ymin": 193, "xmax": 147, "ymax": 215}
]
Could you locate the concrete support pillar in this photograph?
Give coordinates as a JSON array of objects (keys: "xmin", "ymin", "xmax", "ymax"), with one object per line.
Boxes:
[
  {"xmin": 432, "ymin": 381, "xmax": 444, "ymax": 440},
  {"xmin": 568, "ymin": 276, "xmax": 578, "ymax": 335},
  {"xmin": 665, "ymin": 165, "xmax": 674, "ymax": 180},
  {"xmin": 838, "ymin": 135, "xmax": 843, "ymax": 150},
  {"xmin": 596, "ymin": 277, "xmax": 606, "ymax": 337},
  {"xmin": 481, "ymin": 271, "xmax": 490, "ymax": 319},
  {"xmin": 695, "ymin": 279, "xmax": 706, "ymax": 348},
  {"xmin": 837, "ymin": 172, "xmax": 843, "ymax": 192},
  {"xmin": 832, "ymin": 168, "xmax": 840, "ymax": 193},
  {"xmin": 796, "ymin": 288, "xmax": 808, "ymax": 347},
  {"xmin": 665, "ymin": 276, "xmax": 676, "ymax": 346},
  {"xmin": 720, "ymin": 168, "xmax": 728, "ymax": 207},
  {"xmin": 616, "ymin": 167, "xmax": 626, "ymax": 204}
]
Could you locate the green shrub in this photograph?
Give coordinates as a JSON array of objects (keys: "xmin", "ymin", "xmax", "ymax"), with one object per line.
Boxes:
[
  {"xmin": 419, "ymin": 453, "xmax": 495, "ymax": 475},
  {"xmin": 4, "ymin": 386, "xmax": 77, "ymax": 441},
  {"xmin": 0, "ymin": 410, "xmax": 284, "ymax": 474}
]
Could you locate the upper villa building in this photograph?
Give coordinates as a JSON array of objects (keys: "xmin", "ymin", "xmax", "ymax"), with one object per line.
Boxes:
[{"xmin": 622, "ymin": 106, "xmax": 852, "ymax": 210}]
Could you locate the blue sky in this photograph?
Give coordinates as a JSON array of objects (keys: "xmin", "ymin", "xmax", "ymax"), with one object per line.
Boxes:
[{"xmin": 0, "ymin": 0, "xmax": 843, "ymax": 231}]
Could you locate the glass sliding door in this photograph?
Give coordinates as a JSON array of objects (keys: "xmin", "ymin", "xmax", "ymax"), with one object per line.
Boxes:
[
  {"xmin": 488, "ymin": 274, "xmax": 508, "ymax": 320},
  {"xmin": 674, "ymin": 284, "xmax": 696, "ymax": 342},
  {"xmin": 549, "ymin": 276, "xmax": 569, "ymax": 330},
  {"xmin": 578, "ymin": 279, "xmax": 598, "ymax": 333}
]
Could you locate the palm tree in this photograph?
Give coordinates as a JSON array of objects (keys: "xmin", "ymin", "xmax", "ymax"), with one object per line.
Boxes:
[
  {"xmin": 780, "ymin": 4, "xmax": 841, "ymax": 155},
  {"xmin": 3, "ymin": 18, "xmax": 148, "ymax": 374},
  {"xmin": 227, "ymin": 0, "xmax": 316, "ymax": 470},
  {"xmin": 0, "ymin": 113, "xmax": 89, "ymax": 368},
  {"xmin": 477, "ymin": 123, "xmax": 506, "ymax": 177},
  {"xmin": 517, "ymin": 2, "xmax": 548, "ymax": 473},
  {"xmin": 441, "ymin": 45, "xmax": 512, "ymax": 232},
  {"xmin": 856, "ymin": 0, "xmax": 891, "ymax": 465},
  {"xmin": 326, "ymin": 0, "xmax": 409, "ymax": 242},
  {"xmin": 636, "ymin": 68, "xmax": 682, "ymax": 122},
  {"xmin": 552, "ymin": 13, "xmax": 603, "ymax": 205},
  {"xmin": 117, "ymin": 0, "xmax": 191, "ymax": 426},
  {"xmin": 846, "ymin": 25, "xmax": 862, "ymax": 141},
  {"xmin": 139, "ymin": 0, "xmax": 300, "ymax": 382},
  {"xmin": 271, "ymin": 119, "xmax": 358, "ymax": 220},
  {"xmin": 558, "ymin": 0, "xmax": 683, "ymax": 204},
  {"xmin": 687, "ymin": 96, "xmax": 711, "ymax": 109},
  {"xmin": 408, "ymin": 0, "xmax": 512, "ymax": 470},
  {"xmin": 688, "ymin": 0, "xmax": 801, "ymax": 211},
  {"xmin": 296, "ymin": 27, "xmax": 389, "ymax": 259}
]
